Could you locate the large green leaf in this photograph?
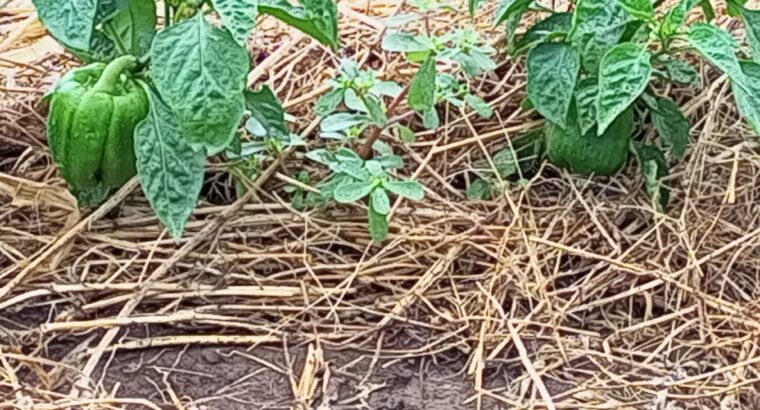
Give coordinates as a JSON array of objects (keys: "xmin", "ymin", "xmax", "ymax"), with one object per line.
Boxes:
[
  {"xmin": 651, "ymin": 97, "xmax": 690, "ymax": 158},
  {"xmin": 658, "ymin": 57, "xmax": 700, "ymax": 85},
  {"xmin": 527, "ymin": 42, "xmax": 579, "ymax": 128},
  {"xmin": 733, "ymin": 61, "xmax": 760, "ymax": 136},
  {"xmin": 494, "ymin": 0, "xmax": 532, "ymax": 25},
  {"xmin": 736, "ymin": 5, "xmax": 760, "ymax": 63},
  {"xmin": 104, "ymin": 0, "xmax": 156, "ymax": 57},
  {"xmin": 596, "ymin": 43, "xmax": 652, "ymax": 135},
  {"xmin": 513, "ymin": 12, "xmax": 572, "ymax": 56},
  {"xmin": 151, "ymin": 13, "xmax": 249, "ymax": 155},
  {"xmin": 259, "ymin": 0, "xmax": 339, "ymax": 48},
  {"xmin": 408, "ymin": 56, "xmax": 436, "ymax": 113},
  {"xmin": 570, "ymin": 0, "xmax": 629, "ymax": 74},
  {"xmin": 134, "ymin": 83, "xmax": 206, "ymax": 240},
  {"xmin": 617, "ymin": 0, "xmax": 653, "ymax": 21},
  {"xmin": 659, "ymin": 0, "xmax": 700, "ymax": 38},
  {"xmin": 211, "ymin": 0, "xmax": 258, "ymax": 46},
  {"xmin": 575, "ymin": 76, "xmax": 598, "ymax": 135},
  {"xmin": 33, "ymin": 0, "xmax": 98, "ymax": 50},
  {"xmin": 687, "ymin": 23, "xmax": 745, "ymax": 84}
]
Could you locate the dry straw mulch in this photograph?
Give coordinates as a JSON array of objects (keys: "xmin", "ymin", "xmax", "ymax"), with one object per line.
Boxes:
[{"xmin": 2, "ymin": 0, "xmax": 760, "ymax": 409}]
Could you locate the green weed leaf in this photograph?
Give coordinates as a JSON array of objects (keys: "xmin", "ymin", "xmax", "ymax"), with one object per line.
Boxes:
[
  {"xmin": 465, "ymin": 94, "xmax": 493, "ymax": 119},
  {"xmin": 211, "ymin": 0, "xmax": 258, "ymax": 46},
  {"xmin": 245, "ymin": 85, "xmax": 288, "ymax": 138},
  {"xmin": 527, "ymin": 42, "xmax": 579, "ymax": 128},
  {"xmin": 368, "ymin": 200, "xmax": 388, "ymax": 241},
  {"xmin": 151, "ymin": 13, "xmax": 249, "ymax": 155},
  {"xmin": 398, "ymin": 125, "xmax": 416, "ymax": 143},
  {"xmin": 371, "ymin": 188, "xmax": 391, "ymax": 214},
  {"xmin": 466, "ymin": 178, "xmax": 493, "ymax": 200},
  {"xmin": 422, "ymin": 108, "xmax": 439, "ymax": 129},
  {"xmin": 408, "ymin": 56, "xmax": 437, "ymax": 113},
  {"xmin": 134, "ymin": 83, "xmax": 206, "ymax": 240},
  {"xmin": 384, "ymin": 180, "xmax": 424, "ymax": 200},
  {"xmin": 363, "ymin": 95, "xmax": 387, "ymax": 127},
  {"xmin": 596, "ymin": 43, "xmax": 652, "ymax": 135},
  {"xmin": 334, "ymin": 182, "xmax": 373, "ymax": 202},
  {"xmin": 315, "ymin": 88, "xmax": 345, "ymax": 117},
  {"xmin": 321, "ymin": 113, "xmax": 369, "ymax": 132},
  {"xmin": 651, "ymin": 97, "xmax": 690, "ymax": 158},
  {"xmin": 381, "ymin": 33, "xmax": 433, "ymax": 52}
]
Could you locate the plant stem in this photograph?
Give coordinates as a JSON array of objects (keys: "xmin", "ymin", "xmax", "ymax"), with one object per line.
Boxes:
[
  {"xmin": 358, "ymin": 83, "xmax": 411, "ymax": 159},
  {"xmin": 102, "ymin": 21, "xmax": 129, "ymax": 56},
  {"xmin": 93, "ymin": 55, "xmax": 138, "ymax": 94},
  {"xmin": 164, "ymin": 2, "xmax": 172, "ymax": 26}
]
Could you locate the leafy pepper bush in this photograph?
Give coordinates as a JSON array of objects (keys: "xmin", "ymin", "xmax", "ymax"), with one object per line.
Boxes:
[
  {"xmin": 476, "ymin": 0, "xmax": 760, "ymax": 209},
  {"xmin": 34, "ymin": 0, "xmax": 339, "ymax": 238}
]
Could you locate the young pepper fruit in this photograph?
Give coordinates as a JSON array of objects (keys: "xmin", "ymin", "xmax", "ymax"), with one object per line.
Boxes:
[{"xmin": 45, "ymin": 55, "xmax": 148, "ymax": 204}]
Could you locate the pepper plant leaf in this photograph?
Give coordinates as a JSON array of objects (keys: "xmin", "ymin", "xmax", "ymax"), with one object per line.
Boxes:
[
  {"xmin": 735, "ymin": 5, "xmax": 760, "ymax": 63},
  {"xmin": 211, "ymin": 0, "xmax": 258, "ymax": 46},
  {"xmin": 617, "ymin": 0, "xmax": 654, "ymax": 21},
  {"xmin": 660, "ymin": 0, "xmax": 700, "ymax": 38},
  {"xmin": 258, "ymin": 0, "xmax": 339, "ymax": 48},
  {"xmin": 575, "ymin": 76, "xmax": 598, "ymax": 135},
  {"xmin": 513, "ymin": 12, "xmax": 572, "ymax": 56},
  {"xmin": 596, "ymin": 43, "xmax": 652, "ymax": 135},
  {"xmin": 103, "ymin": 0, "xmax": 157, "ymax": 57},
  {"xmin": 494, "ymin": 0, "xmax": 532, "ymax": 25},
  {"xmin": 527, "ymin": 42, "xmax": 579, "ymax": 128},
  {"xmin": 658, "ymin": 57, "xmax": 701, "ymax": 85},
  {"xmin": 151, "ymin": 13, "xmax": 249, "ymax": 155},
  {"xmin": 687, "ymin": 23, "xmax": 745, "ymax": 84},
  {"xmin": 651, "ymin": 97, "xmax": 690, "ymax": 158},
  {"xmin": 733, "ymin": 61, "xmax": 760, "ymax": 136},
  {"xmin": 569, "ymin": 0, "xmax": 628, "ymax": 74},
  {"xmin": 134, "ymin": 83, "xmax": 206, "ymax": 240},
  {"xmin": 32, "ymin": 0, "xmax": 99, "ymax": 50}
]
